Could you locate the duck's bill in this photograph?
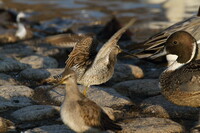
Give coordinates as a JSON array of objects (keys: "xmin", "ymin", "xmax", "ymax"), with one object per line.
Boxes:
[{"xmin": 149, "ymin": 48, "xmax": 167, "ymax": 59}]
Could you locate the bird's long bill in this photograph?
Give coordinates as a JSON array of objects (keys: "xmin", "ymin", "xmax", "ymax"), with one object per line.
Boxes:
[
  {"xmin": 149, "ymin": 48, "xmax": 168, "ymax": 59},
  {"xmin": 121, "ymin": 49, "xmax": 138, "ymax": 58}
]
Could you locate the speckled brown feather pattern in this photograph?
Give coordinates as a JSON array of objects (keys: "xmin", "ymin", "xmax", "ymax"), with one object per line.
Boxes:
[
  {"xmin": 46, "ymin": 19, "xmax": 135, "ymax": 87},
  {"xmin": 77, "ymin": 97, "xmax": 122, "ymax": 130},
  {"xmin": 160, "ymin": 60, "xmax": 200, "ymax": 107},
  {"xmin": 66, "ymin": 37, "xmax": 94, "ymax": 69}
]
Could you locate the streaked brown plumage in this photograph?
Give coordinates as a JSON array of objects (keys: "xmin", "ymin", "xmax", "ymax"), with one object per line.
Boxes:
[
  {"xmin": 60, "ymin": 68, "xmax": 122, "ymax": 132},
  {"xmin": 46, "ymin": 18, "xmax": 135, "ymax": 95}
]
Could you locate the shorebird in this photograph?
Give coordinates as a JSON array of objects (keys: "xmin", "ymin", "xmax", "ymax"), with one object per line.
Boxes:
[
  {"xmin": 129, "ymin": 6, "xmax": 200, "ymax": 65},
  {"xmin": 149, "ymin": 31, "xmax": 200, "ymax": 131},
  {"xmin": 59, "ymin": 68, "xmax": 122, "ymax": 132},
  {"xmin": 45, "ymin": 18, "xmax": 135, "ymax": 95}
]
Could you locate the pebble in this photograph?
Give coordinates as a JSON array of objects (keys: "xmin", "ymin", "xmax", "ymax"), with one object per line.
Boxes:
[
  {"xmin": 46, "ymin": 85, "xmax": 132, "ymax": 107},
  {"xmin": 141, "ymin": 95, "xmax": 200, "ymax": 120},
  {"xmin": 0, "ymin": 57, "xmax": 28, "ymax": 72},
  {"xmin": 119, "ymin": 117, "xmax": 184, "ymax": 133},
  {"xmin": 108, "ymin": 63, "xmax": 144, "ymax": 85},
  {"xmin": 11, "ymin": 105, "xmax": 60, "ymax": 121},
  {"xmin": 20, "ymin": 55, "xmax": 58, "ymax": 69},
  {"xmin": 0, "ymin": 85, "xmax": 34, "ymax": 99},
  {"xmin": 24, "ymin": 124, "xmax": 74, "ymax": 133},
  {"xmin": 0, "ymin": 73, "xmax": 16, "ymax": 85},
  {"xmin": 112, "ymin": 79, "xmax": 160, "ymax": 97},
  {"xmin": 20, "ymin": 68, "xmax": 50, "ymax": 81}
]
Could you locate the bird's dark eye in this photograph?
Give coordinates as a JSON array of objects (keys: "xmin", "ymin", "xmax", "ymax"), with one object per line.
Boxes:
[{"xmin": 173, "ymin": 41, "xmax": 178, "ymax": 45}]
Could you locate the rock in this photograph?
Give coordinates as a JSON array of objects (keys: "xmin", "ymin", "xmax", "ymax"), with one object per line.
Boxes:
[
  {"xmin": 0, "ymin": 85, "xmax": 34, "ymax": 99},
  {"xmin": 144, "ymin": 68, "xmax": 165, "ymax": 79},
  {"xmin": 45, "ymin": 85, "xmax": 132, "ymax": 107},
  {"xmin": 20, "ymin": 55, "xmax": 58, "ymax": 69},
  {"xmin": 1, "ymin": 43, "xmax": 34, "ymax": 57},
  {"xmin": 0, "ymin": 117, "xmax": 15, "ymax": 133},
  {"xmin": 0, "ymin": 57, "xmax": 28, "ymax": 72},
  {"xmin": 141, "ymin": 95, "xmax": 200, "ymax": 120},
  {"xmin": 142, "ymin": 105, "xmax": 170, "ymax": 118},
  {"xmin": 0, "ymin": 97, "xmax": 33, "ymax": 112},
  {"xmin": 25, "ymin": 124, "xmax": 74, "ymax": 133},
  {"xmin": 119, "ymin": 117, "xmax": 184, "ymax": 133},
  {"xmin": 46, "ymin": 68, "xmax": 64, "ymax": 77},
  {"xmin": 20, "ymin": 68, "xmax": 50, "ymax": 81},
  {"xmin": 107, "ymin": 64, "xmax": 144, "ymax": 85},
  {"xmin": 0, "ymin": 73, "xmax": 16, "ymax": 85},
  {"xmin": 11, "ymin": 105, "xmax": 60, "ymax": 121},
  {"xmin": 0, "ymin": 85, "xmax": 34, "ymax": 111},
  {"xmin": 112, "ymin": 79, "xmax": 160, "ymax": 97}
]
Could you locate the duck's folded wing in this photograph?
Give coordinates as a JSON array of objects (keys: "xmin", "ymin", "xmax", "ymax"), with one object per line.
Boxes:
[
  {"xmin": 141, "ymin": 16, "xmax": 200, "ymax": 51},
  {"xmin": 93, "ymin": 18, "xmax": 135, "ymax": 65}
]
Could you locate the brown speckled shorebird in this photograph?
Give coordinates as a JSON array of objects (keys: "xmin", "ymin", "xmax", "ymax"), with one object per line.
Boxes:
[
  {"xmin": 46, "ymin": 18, "xmax": 135, "ymax": 95},
  {"xmin": 150, "ymin": 31, "xmax": 200, "ymax": 131},
  {"xmin": 58, "ymin": 68, "xmax": 122, "ymax": 132}
]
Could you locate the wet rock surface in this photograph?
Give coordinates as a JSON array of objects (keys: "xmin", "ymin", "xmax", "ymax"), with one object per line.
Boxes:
[{"xmin": 0, "ymin": 0, "xmax": 198, "ymax": 132}]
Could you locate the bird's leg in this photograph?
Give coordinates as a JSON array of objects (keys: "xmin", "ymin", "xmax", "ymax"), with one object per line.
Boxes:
[{"xmin": 83, "ymin": 86, "xmax": 89, "ymax": 96}]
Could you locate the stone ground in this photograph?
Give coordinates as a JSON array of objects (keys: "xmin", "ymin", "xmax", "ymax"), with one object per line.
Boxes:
[{"xmin": 0, "ymin": 0, "xmax": 199, "ymax": 133}]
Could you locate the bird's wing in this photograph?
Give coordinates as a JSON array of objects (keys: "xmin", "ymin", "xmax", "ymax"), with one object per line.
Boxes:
[
  {"xmin": 77, "ymin": 98, "xmax": 121, "ymax": 131},
  {"xmin": 66, "ymin": 36, "xmax": 94, "ymax": 69},
  {"xmin": 44, "ymin": 34, "xmax": 87, "ymax": 48},
  {"xmin": 93, "ymin": 18, "xmax": 135, "ymax": 65}
]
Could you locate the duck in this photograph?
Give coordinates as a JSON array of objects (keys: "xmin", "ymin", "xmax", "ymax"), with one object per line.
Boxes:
[
  {"xmin": 129, "ymin": 6, "xmax": 200, "ymax": 65},
  {"xmin": 45, "ymin": 18, "xmax": 135, "ymax": 95},
  {"xmin": 58, "ymin": 68, "xmax": 122, "ymax": 132},
  {"xmin": 150, "ymin": 31, "xmax": 200, "ymax": 107},
  {"xmin": 149, "ymin": 31, "xmax": 200, "ymax": 131}
]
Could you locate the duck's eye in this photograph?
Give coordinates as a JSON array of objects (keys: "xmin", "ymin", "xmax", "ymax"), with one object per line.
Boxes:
[{"xmin": 173, "ymin": 41, "xmax": 178, "ymax": 45}]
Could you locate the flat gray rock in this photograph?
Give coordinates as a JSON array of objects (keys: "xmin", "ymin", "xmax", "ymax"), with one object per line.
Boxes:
[
  {"xmin": 0, "ymin": 97, "xmax": 33, "ymax": 112},
  {"xmin": 141, "ymin": 95, "xmax": 200, "ymax": 120},
  {"xmin": 112, "ymin": 79, "xmax": 160, "ymax": 97},
  {"xmin": 20, "ymin": 68, "xmax": 50, "ymax": 80},
  {"xmin": 11, "ymin": 105, "xmax": 60, "ymax": 121},
  {"xmin": 0, "ymin": 73, "xmax": 16, "ymax": 85},
  {"xmin": 45, "ymin": 85, "xmax": 132, "ymax": 107},
  {"xmin": 20, "ymin": 55, "xmax": 58, "ymax": 69},
  {"xmin": 0, "ymin": 57, "xmax": 28, "ymax": 72},
  {"xmin": 0, "ymin": 86, "xmax": 34, "ymax": 111},
  {"xmin": 24, "ymin": 124, "xmax": 74, "ymax": 133},
  {"xmin": 107, "ymin": 64, "xmax": 144, "ymax": 85},
  {"xmin": 119, "ymin": 117, "xmax": 183, "ymax": 133},
  {"xmin": 0, "ymin": 85, "xmax": 34, "ymax": 99}
]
